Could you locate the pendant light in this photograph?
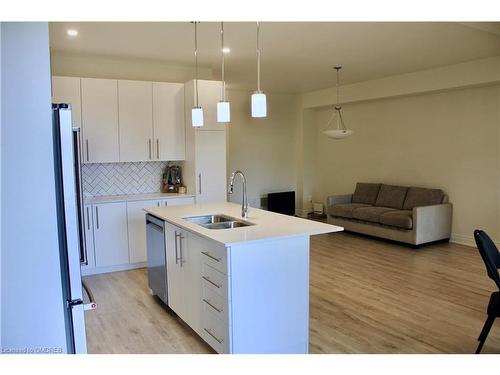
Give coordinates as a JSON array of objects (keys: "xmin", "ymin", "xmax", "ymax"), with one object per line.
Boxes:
[
  {"xmin": 323, "ymin": 66, "xmax": 353, "ymax": 139},
  {"xmin": 191, "ymin": 21, "xmax": 204, "ymax": 127},
  {"xmin": 251, "ymin": 22, "xmax": 267, "ymax": 118},
  {"xmin": 217, "ymin": 22, "xmax": 230, "ymax": 123}
]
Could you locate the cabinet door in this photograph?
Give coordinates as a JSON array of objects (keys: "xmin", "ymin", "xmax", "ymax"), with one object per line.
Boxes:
[
  {"xmin": 93, "ymin": 202, "xmax": 129, "ymax": 267},
  {"xmin": 165, "ymin": 224, "xmax": 185, "ymax": 316},
  {"xmin": 127, "ymin": 200, "xmax": 157, "ymax": 264},
  {"xmin": 153, "ymin": 82, "xmax": 185, "ymax": 161},
  {"xmin": 119, "ymin": 80, "xmax": 153, "ymax": 162},
  {"xmin": 81, "ymin": 204, "xmax": 96, "ymax": 271},
  {"xmin": 183, "ymin": 232, "xmax": 203, "ymax": 334},
  {"xmin": 195, "ymin": 131, "xmax": 227, "ymax": 203},
  {"xmin": 81, "ymin": 78, "xmax": 119, "ymax": 163},
  {"xmin": 52, "ymin": 76, "xmax": 82, "ymax": 128}
]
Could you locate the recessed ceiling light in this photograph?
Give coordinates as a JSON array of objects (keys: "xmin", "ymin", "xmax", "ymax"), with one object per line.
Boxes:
[
  {"xmin": 222, "ymin": 47, "xmax": 230, "ymax": 54},
  {"xmin": 67, "ymin": 29, "xmax": 78, "ymax": 37}
]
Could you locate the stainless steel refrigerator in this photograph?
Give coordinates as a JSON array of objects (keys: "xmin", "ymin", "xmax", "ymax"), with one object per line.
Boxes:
[{"xmin": 52, "ymin": 103, "xmax": 96, "ymax": 354}]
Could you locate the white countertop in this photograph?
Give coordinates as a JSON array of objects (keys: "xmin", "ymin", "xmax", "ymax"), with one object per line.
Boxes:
[
  {"xmin": 84, "ymin": 192, "xmax": 195, "ymax": 204},
  {"xmin": 144, "ymin": 202, "xmax": 343, "ymax": 246}
]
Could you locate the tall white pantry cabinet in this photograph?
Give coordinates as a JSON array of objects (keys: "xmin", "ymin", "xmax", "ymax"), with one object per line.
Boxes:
[{"xmin": 184, "ymin": 79, "xmax": 228, "ymax": 204}]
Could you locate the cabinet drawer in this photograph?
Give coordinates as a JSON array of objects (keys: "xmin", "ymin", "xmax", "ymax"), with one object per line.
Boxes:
[
  {"xmin": 201, "ymin": 304, "xmax": 229, "ymax": 354},
  {"xmin": 199, "ymin": 241, "xmax": 227, "ymax": 274},
  {"xmin": 201, "ymin": 263, "xmax": 227, "ymax": 299},
  {"xmin": 202, "ymin": 283, "xmax": 228, "ymax": 325}
]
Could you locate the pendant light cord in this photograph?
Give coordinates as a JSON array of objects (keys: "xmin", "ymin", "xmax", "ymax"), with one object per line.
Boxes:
[
  {"xmin": 257, "ymin": 21, "xmax": 261, "ymax": 92},
  {"xmin": 194, "ymin": 21, "xmax": 199, "ymax": 107},
  {"xmin": 336, "ymin": 68, "xmax": 340, "ymax": 109},
  {"xmin": 331, "ymin": 66, "xmax": 347, "ymax": 132},
  {"xmin": 221, "ymin": 22, "xmax": 226, "ymax": 101}
]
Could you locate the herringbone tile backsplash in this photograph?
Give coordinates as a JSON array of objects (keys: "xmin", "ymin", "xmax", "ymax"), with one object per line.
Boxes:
[{"xmin": 82, "ymin": 162, "xmax": 173, "ymax": 197}]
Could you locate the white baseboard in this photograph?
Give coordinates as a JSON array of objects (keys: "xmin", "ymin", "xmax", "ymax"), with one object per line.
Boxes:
[
  {"xmin": 82, "ymin": 262, "xmax": 147, "ymax": 276},
  {"xmin": 450, "ymin": 233, "xmax": 500, "ymax": 249}
]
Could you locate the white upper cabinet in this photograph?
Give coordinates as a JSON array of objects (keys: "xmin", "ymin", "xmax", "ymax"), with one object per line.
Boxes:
[
  {"xmin": 153, "ymin": 82, "xmax": 185, "ymax": 161},
  {"xmin": 81, "ymin": 78, "xmax": 120, "ymax": 163},
  {"xmin": 118, "ymin": 80, "xmax": 153, "ymax": 162},
  {"xmin": 185, "ymin": 80, "xmax": 226, "ymax": 131},
  {"xmin": 51, "ymin": 76, "xmax": 82, "ymax": 128}
]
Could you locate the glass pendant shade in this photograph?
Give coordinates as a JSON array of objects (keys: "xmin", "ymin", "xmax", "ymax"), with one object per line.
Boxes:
[
  {"xmin": 251, "ymin": 91, "xmax": 267, "ymax": 118},
  {"xmin": 217, "ymin": 101, "xmax": 230, "ymax": 123},
  {"xmin": 192, "ymin": 107, "xmax": 204, "ymax": 127}
]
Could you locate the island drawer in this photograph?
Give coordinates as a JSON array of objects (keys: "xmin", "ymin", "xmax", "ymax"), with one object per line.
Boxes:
[
  {"xmin": 202, "ymin": 283, "xmax": 228, "ymax": 324},
  {"xmin": 198, "ymin": 240, "xmax": 227, "ymax": 274},
  {"xmin": 201, "ymin": 263, "xmax": 228, "ymax": 299},
  {"xmin": 201, "ymin": 304, "xmax": 229, "ymax": 354}
]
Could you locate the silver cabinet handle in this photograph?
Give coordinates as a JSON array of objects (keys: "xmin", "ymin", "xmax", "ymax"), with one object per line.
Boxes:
[
  {"xmin": 174, "ymin": 231, "xmax": 180, "ymax": 265},
  {"xmin": 86, "ymin": 207, "xmax": 90, "ymax": 230},
  {"xmin": 157, "ymin": 201, "xmax": 160, "ymax": 207},
  {"xmin": 148, "ymin": 139, "xmax": 152, "ymax": 160},
  {"xmin": 203, "ymin": 328, "xmax": 223, "ymax": 344},
  {"xmin": 156, "ymin": 139, "xmax": 159, "ymax": 159},
  {"xmin": 202, "ymin": 298, "xmax": 222, "ymax": 313},
  {"xmin": 95, "ymin": 206, "xmax": 99, "ymax": 229},
  {"xmin": 179, "ymin": 233, "xmax": 185, "ymax": 267},
  {"xmin": 201, "ymin": 251, "xmax": 221, "ymax": 262},
  {"xmin": 198, "ymin": 173, "xmax": 202, "ymax": 195},
  {"xmin": 202, "ymin": 276, "xmax": 221, "ymax": 289},
  {"xmin": 85, "ymin": 139, "xmax": 89, "ymax": 162}
]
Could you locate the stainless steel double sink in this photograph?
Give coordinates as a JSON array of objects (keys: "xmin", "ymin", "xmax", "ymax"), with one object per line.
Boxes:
[{"xmin": 182, "ymin": 214, "xmax": 255, "ymax": 230}]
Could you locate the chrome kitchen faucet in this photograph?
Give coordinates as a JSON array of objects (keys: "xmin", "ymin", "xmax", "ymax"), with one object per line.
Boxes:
[{"xmin": 228, "ymin": 170, "xmax": 248, "ymax": 219}]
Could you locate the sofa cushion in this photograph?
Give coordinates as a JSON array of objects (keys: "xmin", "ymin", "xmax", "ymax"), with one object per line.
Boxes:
[
  {"xmin": 403, "ymin": 187, "xmax": 445, "ymax": 209},
  {"xmin": 352, "ymin": 206, "xmax": 397, "ymax": 223},
  {"xmin": 379, "ymin": 210, "xmax": 413, "ymax": 230},
  {"xmin": 329, "ymin": 203, "xmax": 371, "ymax": 219},
  {"xmin": 352, "ymin": 183, "xmax": 381, "ymax": 205},
  {"xmin": 375, "ymin": 184, "xmax": 408, "ymax": 209}
]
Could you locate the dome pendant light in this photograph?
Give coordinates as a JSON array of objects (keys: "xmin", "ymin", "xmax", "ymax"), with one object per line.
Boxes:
[
  {"xmin": 217, "ymin": 22, "xmax": 230, "ymax": 123},
  {"xmin": 323, "ymin": 66, "xmax": 353, "ymax": 139},
  {"xmin": 251, "ymin": 22, "xmax": 267, "ymax": 118},
  {"xmin": 191, "ymin": 21, "xmax": 204, "ymax": 128}
]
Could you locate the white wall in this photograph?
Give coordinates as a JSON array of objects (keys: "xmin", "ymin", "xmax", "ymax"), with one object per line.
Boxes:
[
  {"xmin": 51, "ymin": 51, "xmax": 214, "ymax": 83},
  {"xmin": 226, "ymin": 90, "xmax": 298, "ymax": 209},
  {"xmin": 1, "ymin": 23, "xmax": 68, "ymax": 352},
  {"xmin": 312, "ymin": 84, "xmax": 500, "ymax": 246}
]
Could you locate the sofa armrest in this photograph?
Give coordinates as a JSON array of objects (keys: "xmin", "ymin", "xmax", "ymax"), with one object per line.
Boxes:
[
  {"xmin": 413, "ymin": 203, "xmax": 452, "ymax": 245},
  {"xmin": 327, "ymin": 194, "xmax": 352, "ymax": 207}
]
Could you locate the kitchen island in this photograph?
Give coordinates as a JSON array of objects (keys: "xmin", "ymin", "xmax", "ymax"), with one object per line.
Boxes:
[{"xmin": 144, "ymin": 202, "xmax": 343, "ymax": 354}]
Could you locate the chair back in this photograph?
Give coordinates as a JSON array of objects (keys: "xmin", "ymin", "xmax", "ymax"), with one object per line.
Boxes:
[{"xmin": 474, "ymin": 230, "xmax": 500, "ymax": 290}]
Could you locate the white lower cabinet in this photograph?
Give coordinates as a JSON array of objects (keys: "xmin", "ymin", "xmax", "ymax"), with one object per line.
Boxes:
[
  {"xmin": 165, "ymin": 225, "xmax": 202, "ymax": 332},
  {"xmin": 127, "ymin": 199, "xmax": 158, "ymax": 264},
  {"xmin": 166, "ymin": 222, "xmax": 230, "ymax": 353},
  {"xmin": 93, "ymin": 202, "xmax": 129, "ymax": 268},
  {"xmin": 81, "ymin": 204, "xmax": 96, "ymax": 271},
  {"xmin": 128, "ymin": 197, "xmax": 196, "ymax": 264},
  {"xmin": 84, "ymin": 196, "xmax": 195, "ymax": 275}
]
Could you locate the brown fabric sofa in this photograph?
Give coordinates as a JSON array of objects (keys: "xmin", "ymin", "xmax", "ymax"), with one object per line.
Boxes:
[{"xmin": 327, "ymin": 183, "xmax": 452, "ymax": 246}]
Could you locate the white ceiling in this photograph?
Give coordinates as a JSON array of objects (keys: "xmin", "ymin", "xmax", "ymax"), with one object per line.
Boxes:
[{"xmin": 49, "ymin": 22, "xmax": 500, "ymax": 93}]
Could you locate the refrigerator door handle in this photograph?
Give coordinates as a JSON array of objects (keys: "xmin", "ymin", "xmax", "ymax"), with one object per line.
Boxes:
[{"xmin": 82, "ymin": 281, "xmax": 97, "ymax": 311}]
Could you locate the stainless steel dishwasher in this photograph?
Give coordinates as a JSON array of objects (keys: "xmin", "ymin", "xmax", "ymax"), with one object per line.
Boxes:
[{"xmin": 146, "ymin": 214, "xmax": 168, "ymax": 304}]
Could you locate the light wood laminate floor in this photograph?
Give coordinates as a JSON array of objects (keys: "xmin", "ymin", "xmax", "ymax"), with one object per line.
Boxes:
[{"xmin": 83, "ymin": 232, "xmax": 500, "ymax": 353}]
